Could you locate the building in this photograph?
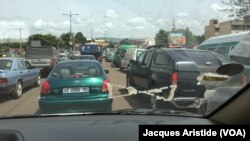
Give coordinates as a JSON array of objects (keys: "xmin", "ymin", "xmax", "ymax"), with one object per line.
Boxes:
[{"xmin": 205, "ymin": 19, "xmax": 250, "ymax": 40}]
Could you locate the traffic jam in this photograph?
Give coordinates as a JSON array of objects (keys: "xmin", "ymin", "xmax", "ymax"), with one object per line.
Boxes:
[{"xmin": 0, "ymin": 36, "xmax": 248, "ymax": 116}]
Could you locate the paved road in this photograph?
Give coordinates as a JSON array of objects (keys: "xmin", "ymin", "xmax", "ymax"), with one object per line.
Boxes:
[{"xmin": 0, "ymin": 60, "xmax": 152, "ymax": 117}]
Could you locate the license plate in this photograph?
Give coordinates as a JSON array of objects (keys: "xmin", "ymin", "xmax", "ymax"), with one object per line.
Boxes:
[{"xmin": 63, "ymin": 87, "xmax": 89, "ymax": 94}]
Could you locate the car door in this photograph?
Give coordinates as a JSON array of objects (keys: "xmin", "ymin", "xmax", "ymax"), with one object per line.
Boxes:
[
  {"xmin": 18, "ymin": 59, "xmax": 31, "ymax": 88},
  {"xmin": 25, "ymin": 60, "xmax": 37, "ymax": 84},
  {"xmin": 150, "ymin": 51, "xmax": 173, "ymax": 88},
  {"xmin": 131, "ymin": 52, "xmax": 149, "ymax": 88}
]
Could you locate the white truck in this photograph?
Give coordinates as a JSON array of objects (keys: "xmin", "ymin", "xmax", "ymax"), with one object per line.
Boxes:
[{"xmin": 25, "ymin": 46, "xmax": 58, "ymax": 75}]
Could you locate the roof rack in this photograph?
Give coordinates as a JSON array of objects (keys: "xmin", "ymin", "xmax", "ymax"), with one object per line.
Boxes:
[{"xmin": 147, "ymin": 45, "xmax": 168, "ymax": 49}]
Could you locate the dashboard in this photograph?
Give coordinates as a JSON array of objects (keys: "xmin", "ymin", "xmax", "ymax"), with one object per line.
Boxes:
[{"xmin": 0, "ymin": 115, "xmax": 217, "ymax": 141}]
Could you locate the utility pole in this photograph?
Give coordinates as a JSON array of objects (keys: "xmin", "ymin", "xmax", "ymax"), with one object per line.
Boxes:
[
  {"xmin": 18, "ymin": 28, "xmax": 22, "ymax": 52},
  {"xmin": 105, "ymin": 31, "xmax": 107, "ymax": 41},
  {"xmin": 62, "ymin": 11, "xmax": 79, "ymax": 50},
  {"xmin": 91, "ymin": 28, "xmax": 93, "ymax": 40}
]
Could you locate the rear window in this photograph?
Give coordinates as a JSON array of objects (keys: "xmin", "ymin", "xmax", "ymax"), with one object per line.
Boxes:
[
  {"xmin": 185, "ymin": 51, "xmax": 221, "ymax": 66},
  {"xmin": 81, "ymin": 45, "xmax": 101, "ymax": 52},
  {"xmin": 79, "ymin": 56, "xmax": 96, "ymax": 60},
  {"xmin": 51, "ymin": 61, "xmax": 103, "ymax": 78},
  {"xmin": 174, "ymin": 50, "xmax": 220, "ymax": 67},
  {"xmin": 0, "ymin": 60, "xmax": 12, "ymax": 70}
]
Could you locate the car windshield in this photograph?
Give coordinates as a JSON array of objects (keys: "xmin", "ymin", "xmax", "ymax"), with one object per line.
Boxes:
[{"xmin": 0, "ymin": 0, "xmax": 249, "ymax": 118}]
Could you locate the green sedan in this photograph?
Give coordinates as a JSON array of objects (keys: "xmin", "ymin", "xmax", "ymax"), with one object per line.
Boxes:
[{"xmin": 39, "ymin": 60, "xmax": 112, "ymax": 114}]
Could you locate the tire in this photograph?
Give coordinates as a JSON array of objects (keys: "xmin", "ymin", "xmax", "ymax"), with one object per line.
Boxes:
[
  {"xmin": 126, "ymin": 72, "xmax": 135, "ymax": 87},
  {"xmin": 149, "ymin": 82, "xmax": 158, "ymax": 109},
  {"xmin": 120, "ymin": 65, "xmax": 123, "ymax": 71},
  {"xmin": 34, "ymin": 74, "xmax": 41, "ymax": 87},
  {"xmin": 13, "ymin": 81, "xmax": 22, "ymax": 98}
]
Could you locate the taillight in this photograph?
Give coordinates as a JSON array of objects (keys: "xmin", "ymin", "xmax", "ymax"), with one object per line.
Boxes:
[
  {"xmin": 51, "ymin": 57, "xmax": 56, "ymax": 65},
  {"xmin": 102, "ymin": 78, "xmax": 110, "ymax": 93},
  {"xmin": 41, "ymin": 80, "xmax": 50, "ymax": 95},
  {"xmin": 0, "ymin": 78, "xmax": 8, "ymax": 84},
  {"xmin": 171, "ymin": 72, "xmax": 178, "ymax": 85},
  {"xmin": 242, "ymin": 73, "xmax": 247, "ymax": 85}
]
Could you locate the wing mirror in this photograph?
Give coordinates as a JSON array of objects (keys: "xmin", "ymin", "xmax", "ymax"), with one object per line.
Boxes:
[
  {"xmin": 105, "ymin": 69, "xmax": 109, "ymax": 74},
  {"xmin": 216, "ymin": 63, "xmax": 244, "ymax": 76},
  {"xmin": 129, "ymin": 60, "xmax": 136, "ymax": 65}
]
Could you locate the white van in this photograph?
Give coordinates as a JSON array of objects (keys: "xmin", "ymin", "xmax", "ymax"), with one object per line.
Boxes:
[{"xmin": 120, "ymin": 48, "xmax": 144, "ymax": 70}]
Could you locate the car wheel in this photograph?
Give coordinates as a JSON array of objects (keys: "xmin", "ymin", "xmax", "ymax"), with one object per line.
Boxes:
[
  {"xmin": 13, "ymin": 81, "xmax": 22, "ymax": 98},
  {"xmin": 34, "ymin": 75, "xmax": 41, "ymax": 87},
  {"xmin": 120, "ymin": 65, "xmax": 123, "ymax": 71},
  {"xmin": 126, "ymin": 73, "xmax": 135, "ymax": 87},
  {"xmin": 149, "ymin": 82, "xmax": 158, "ymax": 109}
]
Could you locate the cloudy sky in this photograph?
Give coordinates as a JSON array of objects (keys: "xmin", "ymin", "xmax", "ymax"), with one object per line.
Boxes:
[{"xmin": 0, "ymin": 0, "xmax": 232, "ymax": 39}]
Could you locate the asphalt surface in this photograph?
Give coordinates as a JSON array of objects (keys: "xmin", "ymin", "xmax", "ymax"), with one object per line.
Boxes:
[
  {"xmin": 0, "ymin": 60, "xmax": 153, "ymax": 117},
  {"xmin": 0, "ymin": 59, "xmax": 243, "ymax": 117}
]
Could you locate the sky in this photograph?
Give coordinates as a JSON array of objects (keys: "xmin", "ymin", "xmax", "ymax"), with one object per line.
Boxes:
[{"xmin": 0, "ymin": 0, "xmax": 232, "ymax": 39}]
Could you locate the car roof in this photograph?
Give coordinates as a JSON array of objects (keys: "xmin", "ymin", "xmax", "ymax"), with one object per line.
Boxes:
[
  {"xmin": 80, "ymin": 55, "xmax": 95, "ymax": 57},
  {"xmin": 0, "ymin": 57, "xmax": 24, "ymax": 61},
  {"xmin": 57, "ymin": 59, "xmax": 100, "ymax": 64},
  {"xmin": 119, "ymin": 45, "xmax": 137, "ymax": 49}
]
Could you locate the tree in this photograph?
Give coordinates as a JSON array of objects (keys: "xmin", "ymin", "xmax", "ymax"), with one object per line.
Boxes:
[
  {"xmin": 155, "ymin": 29, "xmax": 168, "ymax": 46},
  {"xmin": 74, "ymin": 32, "xmax": 87, "ymax": 45},
  {"xmin": 195, "ymin": 34, "xmax": 205, "ymax": 44},
  {"xmin": 120, "ymin": 38, "xmax": 132, "ymax": 45},
  {"xmin": 107, "ymin": 41, "xmax": 115, "ymax": 48},
  {"xmin": 60, "ymin": 32, "xmax": 71, "ymax": 48},
  {"xmin": 28, "ymin": 34, "xmax": 59, "ymax": 47},
  {"xmin": 221, "ymin": 0, "xmax": 250, "ymax": 18}
]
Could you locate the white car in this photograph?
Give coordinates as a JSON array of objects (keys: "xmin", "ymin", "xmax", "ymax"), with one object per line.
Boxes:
[
  {"xmin": 120, "ymin": 48, "xmax": 144, "ymax": 70},
  {"xmin": 69, "ymin": 51, "xmax": 81, "ymax": 59}
]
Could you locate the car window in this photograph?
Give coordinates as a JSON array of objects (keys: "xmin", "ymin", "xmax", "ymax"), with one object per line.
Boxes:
[
  {"xmin": 144, "ymin": 51, "xmax": 152, "ymax": 67},
  {"xmin": 25, "ymin": 61, "xmax": 32, "ymax": 69},
  {"xmin": 51, "ymin": 62, "xmax": 103, "ymax": 78},
  {"xmin": 183, "ymin": 51, "xmax": 221, "ymax": 67},
  {"xmin": 0, "ymin": 60, "xmax": 12, "ymax": 70},
  {"xmin": 136, "ymin": 50, "xmax": 143, "ymax": 58},
  {"xmin": 214, "ymin": 47, "xmax": 227, "ymax": 55},
  {"xmin": 137, "ymin": 52, "xmax": 145, "ymax": 64},
  {"xmin": 18, "ymin": 60, "xmax": 27, "ymax": 70},
  {"xmin": 153, "ymin": 53, "xmax": 168, "ymax": 65}
]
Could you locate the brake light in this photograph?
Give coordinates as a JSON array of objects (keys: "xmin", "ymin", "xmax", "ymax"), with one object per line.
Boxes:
[
  {"xmin": 0, "ymin": 78, "xmax": 8, "ymax": 84},
  {"xmin": 242, "ymin": 73, "xmax": 247, "ymax": 85},
  {"xmin": 41, "ymin": 80, "xmax": 50, "ymax": 95},
  {"xmin": 171, "ymin": 72, "xmax": 178, "ymax": 85},
  {"xmin": 102, "ymin": 78, "xmax": 110, "ymax": 93},
  {"xmin": 51, "ymin": 57, "xmax": 56, "ymax": 65}
]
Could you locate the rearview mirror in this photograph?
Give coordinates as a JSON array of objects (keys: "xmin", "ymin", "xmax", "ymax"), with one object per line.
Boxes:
[{"xmin": 216, "ymin": 63, "xmax": 244, "ymax": 76}]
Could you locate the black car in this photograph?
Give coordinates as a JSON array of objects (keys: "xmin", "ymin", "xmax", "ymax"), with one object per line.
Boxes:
[{"xmin": 127, "ymin": 48, "xmax": 245, "ymax": 110}]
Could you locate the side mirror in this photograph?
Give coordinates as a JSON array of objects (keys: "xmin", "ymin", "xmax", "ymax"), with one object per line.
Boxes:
[
  {"xmin": 216, "ymin": 63, "xmax": 244, "ymax": 76},
  {"xmin": 105, "ymin": 69, "xmax": 109, "ymax": 74},
  {"xmin": 129, "ymin": 60, "xmax": 136, "ymax": 64}
]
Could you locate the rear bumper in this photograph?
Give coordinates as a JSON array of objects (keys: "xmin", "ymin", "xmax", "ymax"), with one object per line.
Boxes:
[
  {"xmin": 0, "ymin": 84, "xmax": 15, "ymax": 94},
  {"xmin": 39, "ymin": 97, "xmax": 113, "ymax": 114}
]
